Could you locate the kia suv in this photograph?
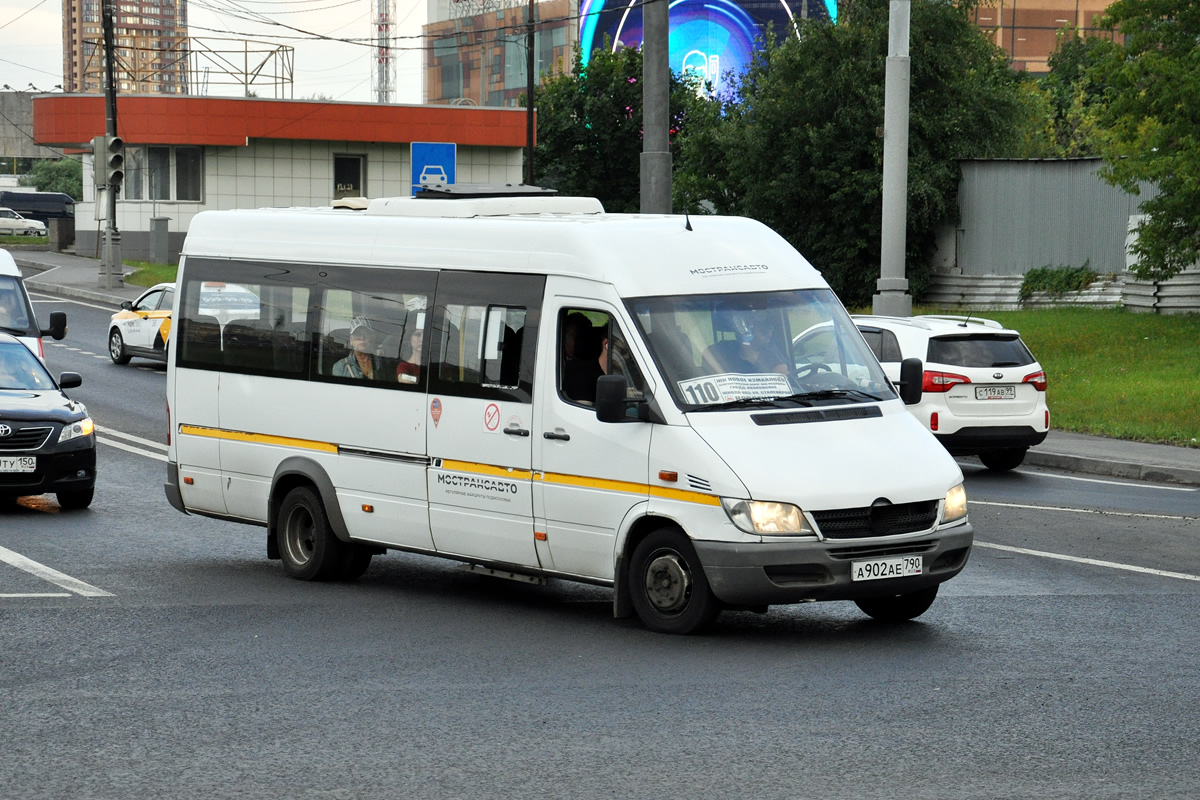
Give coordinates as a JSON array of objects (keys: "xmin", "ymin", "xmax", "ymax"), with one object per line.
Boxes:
[{"xmin": 853, "ymin": 315, "xmax": 1048, "ymax": 470}]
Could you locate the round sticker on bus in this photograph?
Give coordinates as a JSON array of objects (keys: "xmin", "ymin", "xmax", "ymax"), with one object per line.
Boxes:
[{"xmin": 430, "ymin": 397, "xmax": 442, "ymax": 426}]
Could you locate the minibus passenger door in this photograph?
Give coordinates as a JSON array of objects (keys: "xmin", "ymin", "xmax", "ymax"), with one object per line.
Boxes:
[
  {"xmin": 533, "ymin": 294, "xmax": 652, "ymax": 581},
  {"xmin": 425, "ymin": 272, "xmax": 543, "ymax": 568}
]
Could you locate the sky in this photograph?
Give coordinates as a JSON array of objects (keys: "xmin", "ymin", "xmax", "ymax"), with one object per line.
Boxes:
[{"xmin": 0, "ymin": 0, "xmax": 430, "ymax": 104}]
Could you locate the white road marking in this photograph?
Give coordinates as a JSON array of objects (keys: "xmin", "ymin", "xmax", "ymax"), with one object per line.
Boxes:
[
  {"xmin": 29, "ymin": 292, "xmax": 121, "ymax": 312},
  {"xmin": 0, "ymin": 593, "xmax": 73, "ymax": 598},
  {"xmin": 970, "ymin": 499, "xmax": 1198, "ymax": 522},
  {"xmin": 975, "ymin": 541, "xmax": 1200, "ymax": 583},
  {"xmin": 97, "ymin": 435, "xmax": 168, "ymax": 462},
  {"xmin": 0, "ymin": 544, "xmax": 113, "ymax": 596},
  {"xmin": 95, "ymin": 425, "xmax": 168, "ymax": 451},
  {"xmin": 1013, "ymin": 469, "xmax": 1197, "ymax": 492}
]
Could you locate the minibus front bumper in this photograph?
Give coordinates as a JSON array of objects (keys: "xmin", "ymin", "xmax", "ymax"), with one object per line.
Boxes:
[{"xmin": 692, "ymin": 524, "xmax": 974, "ymax": 606}]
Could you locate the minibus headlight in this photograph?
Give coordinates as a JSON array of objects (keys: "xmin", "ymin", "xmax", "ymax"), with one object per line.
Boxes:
[
  {"xmin": 721, "ymin": 498, "xmax": 813, "ymax": 535},
  {"xmin": 942, "ymin": 483, "xmax": 968, "ymax": 523},
  {"xmin": 58, "ymin": 417, "xmax": 94, "ymax": 443}
]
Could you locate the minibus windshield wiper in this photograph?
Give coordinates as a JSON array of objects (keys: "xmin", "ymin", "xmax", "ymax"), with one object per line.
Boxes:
[
  {"xmin": 782, "ymin": 388, "xmax": 886, "ymax": 403},
  {"xmin": 688, "ymin": 397, "xmax": 798, "ymax": 412}
]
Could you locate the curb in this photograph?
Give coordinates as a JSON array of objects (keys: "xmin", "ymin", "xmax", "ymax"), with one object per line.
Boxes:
[
  {"xmin": 23, "ymin": 277, "xmax": 129, "ymax": 308},
  {"xmin": 1023, "ymin": 450, "xmax": 1200, "ymax": 488}
]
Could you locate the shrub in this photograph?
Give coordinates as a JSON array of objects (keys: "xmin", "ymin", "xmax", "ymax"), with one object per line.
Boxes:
[{"xmin": 1019, "ymin": 262, "xmax": 1097, "ymax": 299}]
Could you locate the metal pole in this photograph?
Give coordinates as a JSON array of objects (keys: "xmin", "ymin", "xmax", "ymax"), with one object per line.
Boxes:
[
  {"xmin": 101, "ymin": 0, "xmax": 122, "ymax": 289},
  {"xmin": 640, "ymin": 0, "xmax": 671, "ymax": 213},
  {"xmin": 526, "ymin": 0, "xmax": 535, "ymax": 185},
  {"xmin": 873, "ymin": 0, "xmax": 911, "ymax": 317}
]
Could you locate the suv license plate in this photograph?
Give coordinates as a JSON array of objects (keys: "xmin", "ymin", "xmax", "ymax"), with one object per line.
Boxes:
[
  {"xmin": 851, "ymin": 555, "xmax": 923, "ymax": 582},
  {"xmin": 0, "ymin": 456, "xmax": 36, "ymax": 473},
  {"xmin": 976, "ymin": 385, "xmax": 1016, "ymax": 400}
]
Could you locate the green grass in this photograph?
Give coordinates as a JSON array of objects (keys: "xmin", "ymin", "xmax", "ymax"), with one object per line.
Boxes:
[
  {"xmin": 919, "ymin": 307, "xmax": 1200, "ymax": 448},
  {"xmin": 123, "ymin": 260, "xmax": 178, "ymax": 287}
]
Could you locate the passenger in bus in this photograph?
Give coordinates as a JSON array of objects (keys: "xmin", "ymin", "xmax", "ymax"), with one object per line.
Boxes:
[
  {"xmin": 563, "ymin": 322, "xmax": 605, "ymax": 404},
  {"xmin": 333, "ymin": 324, "xmax": 379, "ymax": 380},
  {"xmin": 395, "ymin": 327, "xmax": 423, "ymax": 384}
]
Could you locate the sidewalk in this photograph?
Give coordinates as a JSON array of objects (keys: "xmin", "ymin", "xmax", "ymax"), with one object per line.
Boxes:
[{"xmin": 9, "ymin": 247, "xmax": 1200, "ymax": 488}]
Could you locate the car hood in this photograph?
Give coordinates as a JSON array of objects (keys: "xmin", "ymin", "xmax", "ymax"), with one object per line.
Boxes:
[
  {"xmin": 685, "ymin": 401, "xmax": 963, "ymax": 510},
  {"xmin": 0, "ymin": 389, "xmax": 86, "ymax": 423}
]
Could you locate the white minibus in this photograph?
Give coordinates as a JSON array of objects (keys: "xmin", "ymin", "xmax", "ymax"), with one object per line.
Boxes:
[
  {"xmin": 1, "ymin": 248, "xmax": 67, "ymax": 363},
  {"xmin": 163, "ymin": 194, "xmax": 973, "ymax": 634}
]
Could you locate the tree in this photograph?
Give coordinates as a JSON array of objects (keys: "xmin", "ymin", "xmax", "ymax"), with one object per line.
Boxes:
[
  {"xmin": 1090, "ymin": 0, "xmax": 1200, "ymax": 281},
  {"xmin": 1036, "ymin": 31, "xmax": 1116, "ymax": 157},
  {"xmin": 534, "ymin": 43, "xmax": 720, "ymax": 212},
  {"xmin": 674, "ymin": 0, "xmax": 1034, "ymax": 307},
  {"xmin": 21, "ymin": 157, "xmax": 83, "ymax": 199}
]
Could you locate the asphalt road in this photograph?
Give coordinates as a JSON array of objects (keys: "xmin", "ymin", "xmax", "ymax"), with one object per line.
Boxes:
[{"xmin": 2, "ymin": 295, "xmax": 1198, "ymax": 799}]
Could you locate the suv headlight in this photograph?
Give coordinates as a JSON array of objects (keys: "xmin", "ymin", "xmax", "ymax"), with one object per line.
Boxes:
[
  {"xmin": 721, "ymin": 498, "xmax": 814, "ymax": 535},
  {"xmin": 942, "ymin": 483, "xmax": 968, "ymax": 523},
  {"xmin": 58, "ymin": 417, "xmax": 94, "ymax": 443}
]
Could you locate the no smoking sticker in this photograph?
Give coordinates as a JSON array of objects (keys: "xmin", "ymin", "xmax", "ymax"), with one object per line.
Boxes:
[{"xmin": 483, "ymin": 402, "xmax": 501, "ymax": 432}]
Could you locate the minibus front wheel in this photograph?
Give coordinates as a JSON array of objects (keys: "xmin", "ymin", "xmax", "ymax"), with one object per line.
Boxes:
[
  {"xmin": 277, "ymin": 485, "xmax": 369, "ymax": 581},
  {"xmin": 854, "ymin": 586, "xmax": 938, "ymax": 622},
  {"xmin": 629, "ymin": 528, "xmax": 721, "ymax": 635}
]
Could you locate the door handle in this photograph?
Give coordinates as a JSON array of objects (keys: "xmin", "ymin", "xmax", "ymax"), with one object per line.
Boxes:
[
  {"xmin": 543, "ymin": 430, "xmax": 571, "ymax": 441},
  {"xmin": 504, "ymin": 427, "xmax": 530, "ymax": 437}
]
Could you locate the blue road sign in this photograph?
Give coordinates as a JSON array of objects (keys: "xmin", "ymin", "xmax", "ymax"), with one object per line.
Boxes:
[{"xmin": 411, "ymin": 142, "xmax": 457, "ymax": 196}]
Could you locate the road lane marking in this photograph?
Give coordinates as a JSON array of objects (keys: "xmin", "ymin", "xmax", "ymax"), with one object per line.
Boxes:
[
  {"xmin": 0, "ymin": 545, "xmax": 113, "ymax": 596},
  {"xmin": 1013, "ymin": 469, "xmax": 1197, "ymax": 492},
  {"xmin": 97, "ymin": 435, "xmax": 168, "ymax": 462},
  {"xmin": 29, "ymin": 292, "xmax": 120, "ymax": 312},
  {"xmin": 0, "ymin": 593, "xmax": 73, "ymax": 598},
  {"xmin": 975, "ymin": 541, "xmax": 1200, "ymax": 583},
  {"xmin": 970, "ymin": 499, "xmax": 1198, "ymax": 522},
  {"xmin": 95, "ymin": 425, "xmax": 168, "ymax": 451}
]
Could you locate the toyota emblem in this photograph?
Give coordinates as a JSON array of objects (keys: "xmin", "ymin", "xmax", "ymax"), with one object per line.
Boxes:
[
  {"xmin": 992, "ymin": 372, "xmax": 1003, "ymax": 380},
  {"xmin": 0, "ymin": 424, "xmax": 11, "ymax": 437}
]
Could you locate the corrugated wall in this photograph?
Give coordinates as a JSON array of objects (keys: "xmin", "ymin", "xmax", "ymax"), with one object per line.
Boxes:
[{"xmin": 956, "ymin": 159, "xmax": 1154, "ymax": 277}]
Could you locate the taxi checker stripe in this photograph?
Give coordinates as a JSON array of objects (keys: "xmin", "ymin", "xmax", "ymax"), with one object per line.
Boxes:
[{"xmin": 178, "ymin": 424, "xmax": 338, "ymax": 453}]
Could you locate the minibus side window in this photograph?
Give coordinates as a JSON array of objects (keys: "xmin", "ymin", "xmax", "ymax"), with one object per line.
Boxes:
[
  {"xmin": 314, "ymin": 286, "xmax": 430, "ymax": 389},
  {"xmin": 557, "ymin": 308, "xmax": 646, "ymax": 408},
  {"xmin": 428, "ymin": 271, "xmax": 544, "ymax": 403}
]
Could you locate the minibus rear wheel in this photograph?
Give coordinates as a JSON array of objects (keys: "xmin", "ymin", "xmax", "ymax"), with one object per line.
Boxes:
[
  {"xmin": 854, "ymin": 586, "xmax": 938, "ymax": 622},
  {"xmin": 278, "ymin": 485, "xmax": 352, "ymax": 581},
  {"xmin": 629, "ymin": 528, "xmax": 720, "ymax": 635}
]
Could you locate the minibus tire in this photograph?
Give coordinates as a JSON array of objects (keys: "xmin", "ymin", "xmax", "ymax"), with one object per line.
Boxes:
[
  {"xmin": 277, "ymin": 486, "xmax": 349, "ymax": 581},
  {"xmin": 108, "ymin": 329, "xmax": 130, "ymax": 364},
  {"xmin": 854, "ymin": 586, "xmax": 938, "ymax": 622},
  {"xmin": 629, "ymin": 529, "xmax": 720, "ymax": 635},
  {"xmin": 338, "ymin": 545, "xmax": 374, "ymax": 580}
]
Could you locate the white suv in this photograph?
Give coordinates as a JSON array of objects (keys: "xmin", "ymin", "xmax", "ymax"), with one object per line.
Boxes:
[
  {"xmin": 0, "ymin": 207, "xmax": 47, "ymax": 237},
  {"xmin": 853, "ymin": 315, "xmax": 1049, "ymax": 471}
]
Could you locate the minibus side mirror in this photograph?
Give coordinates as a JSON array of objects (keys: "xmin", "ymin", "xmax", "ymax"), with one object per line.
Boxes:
[
  {"xmin": 43, "ymin": 310, "xmax": 67, "ymax": 341},
  {"xmin": 58, "ymin": 372, "xmax": 82, "ymax": 389},
  {"xmin": 595, "ymin": 374, "xmax": 628, "ymax": 423},
  {"xmin": 897, "ymin": 357, "xmax": 924, "ymax": 405}
]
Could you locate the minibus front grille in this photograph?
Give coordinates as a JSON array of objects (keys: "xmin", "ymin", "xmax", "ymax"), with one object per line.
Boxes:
[
  {"xmin": 825, "ymin": 541, "xmax": 938, "ymax": 560},
  {"xmin": 751, "ymin": 406, "xmax": 882, "ymax": 426},
  {"xmin": 811, "ymin": 500, "xmax": 939, "ymax": 539},
  {"xmin": 0, "ymin": 426, "xmax": 53, "ymax": 451}
]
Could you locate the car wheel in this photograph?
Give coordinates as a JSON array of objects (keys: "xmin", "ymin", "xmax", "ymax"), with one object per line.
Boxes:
[
  {"xmin": 338, "ymin": 544, "xmax": 374, "ymax": 580},
  {"xmin": 56, "ymin": 488, "xmax": 94, "ymax": 510},
  {"xmin": 855, "ymin": 586, "xmax": 938, "ymax": 622},
  {"xmin": 108, "ymin": 328, "xmax": 131, "ymax": 364},
  {"xmin": 979, "ymin": 448, "xmax": 1027, "ymax": 471},
  {"xmin": 629, "ymin": 528, "xmax": 721, "ymax": 635},
  {"xmin": 276, "ymin": 485, "xmax": 352, "ymax": 581}
]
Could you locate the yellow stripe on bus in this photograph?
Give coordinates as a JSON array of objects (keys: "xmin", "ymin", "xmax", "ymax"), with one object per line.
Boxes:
[
  {"xmin": 439, "ymin": 459, "xmax": 534, "ymax": 481},
  {"xmin": 178, "ymin": 424, "xmax": 338, "ymax": 453}
]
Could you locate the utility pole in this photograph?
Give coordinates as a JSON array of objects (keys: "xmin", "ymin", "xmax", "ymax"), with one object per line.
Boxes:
[
  {"xmin": 640, "ymin": 0, "xmax": 671, "ymax": 213},
  {"xmin": 100, "ymin": 0, "xmax": 123, "ymax": 289},
  {"xmin": 525, "ymin": 0, "xmax": 536, "ymax": 185},
  {"xmin": 873, "ymin": 0, "xmax": 912, "ymax": 316}
]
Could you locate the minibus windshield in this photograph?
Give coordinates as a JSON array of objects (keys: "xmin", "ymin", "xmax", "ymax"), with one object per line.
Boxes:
[{"xmin": 628, "ymin": 289, "xmax": 895, "ymax": 411}]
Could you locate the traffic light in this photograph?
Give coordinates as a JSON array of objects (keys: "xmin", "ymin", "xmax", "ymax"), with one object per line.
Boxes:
[{"xmin": 92, "ymin": 134, "xmax": 124, "ymax": 190}]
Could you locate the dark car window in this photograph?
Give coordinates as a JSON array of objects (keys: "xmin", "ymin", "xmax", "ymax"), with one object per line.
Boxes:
[
  {"xmin": 858, "ymin": 327, "xmax": 903, "ymax": 363},
  {"xmin": 927, "ymin": 334, "xmax": 1036, "ymax": 368}
]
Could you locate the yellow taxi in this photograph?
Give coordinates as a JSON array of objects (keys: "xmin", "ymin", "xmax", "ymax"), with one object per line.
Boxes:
[{"xmin": 108, "ymin": 283, "xmax": 174, "ymax": 365}]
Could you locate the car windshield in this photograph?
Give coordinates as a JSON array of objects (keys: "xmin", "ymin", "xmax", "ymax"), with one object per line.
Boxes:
[
  {"xmin": 0, "ymin": 341, "xmax": 55, "ymax": 390},
  {"xmin": 0, "ymin": 275, "xmax": 34, "ymax": 335},
  {"xmin": 628, "ymin": 289, "xmax": 894, "ymax": 411},
  {"xmin": 927, "ymin": 334, "xmax": 1036, "ymax": 368}
]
